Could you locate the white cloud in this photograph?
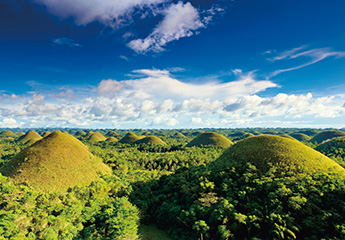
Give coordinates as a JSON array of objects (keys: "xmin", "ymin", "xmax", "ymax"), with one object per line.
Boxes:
[
  {"xmin": 1, "ymin": 68, "xmax": 345, "ymax": 128},
  {"xmin": 34, "ymin": 0, "xmax": 166, "ymax": 27},
  {"xmin": 52, "ymin": 37, "xmax": 82, "ymax": 48},
  {"xmin": 267, "ymin": 46, "xmax": 345, "ymax": 77},
  {"xmin": 128, "ymin": 2, "xmax": 204, "ymax": 53}
]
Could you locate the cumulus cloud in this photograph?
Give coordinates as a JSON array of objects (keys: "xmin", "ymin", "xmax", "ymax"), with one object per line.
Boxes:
[
  {"xmin": 128, "ymin": 2, "xmax": 204, "ymax": 53},
  {"xmin": 267, "ymin": 46, "xmax": 345, "ymax": 77}
]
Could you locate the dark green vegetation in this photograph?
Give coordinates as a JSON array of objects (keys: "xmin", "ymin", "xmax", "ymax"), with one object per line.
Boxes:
[
  {"xmin": 186, "ymin": 132, "xmax": 233, "ymax": 148},
  {"xmin": 1, "ymin": 128, "xmax": 345, "ymax": 239},
  {"xmin": 310, "ymin": 130, "xmax": 345, "ymax": 144},
  {"xmin": 0, "ymin": 131, "xmax": 111, "ymax": 192}
]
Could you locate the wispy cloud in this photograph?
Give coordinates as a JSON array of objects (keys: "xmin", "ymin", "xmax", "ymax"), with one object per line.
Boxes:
[
  {"xmin": 267, "ymin": 46, "xmax": 345, "ymax": 77},
  {"xmin": 119, "ymin": 55, "xmax": 130, "ymax": 62},
  {"xmin": 52, "ymin": 37, "xmax": 82, "ymax": 48}
]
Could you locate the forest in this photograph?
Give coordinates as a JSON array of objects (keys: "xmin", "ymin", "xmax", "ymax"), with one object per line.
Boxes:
[{"xmin": 0, "ymin": 127, "xmax": 345, "ymax": 239}]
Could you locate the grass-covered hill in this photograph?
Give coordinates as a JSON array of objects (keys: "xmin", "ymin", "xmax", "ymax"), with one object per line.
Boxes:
[
  {"xmin": 215, "ymin": 135, "xmax": 345, "ymax": 176},
  {"xmin": 75, "ymin": 130, "xmax": 87, "ymax": 136},
  {"xmin": 88, "ymin": 132, "xmax": 107, "ymax": 142},
  {"xmin": 119, "ymin": 132, "xmax": 144, "ymax": 144},
  {"xmin": 0, "ymin": 131, "xmax": 111, "ymax": 192},
  {"xmin": 17, "ymin": 130, "xmax": 42, "ymax": 144},
  {"xmin": 135, "ymin": 136, "xmax": 166, "ymax": 145},
  {"xmin": 105, "ymin": 136, "xmax": 118, "ymax": 142},
  {"xmin": 0, "ymin": 130, "xmax": 17, "ymax": 139},
  {"xmin": 186, "ymin": 132, "xmax": 233, "ymax": 148},
  {"xmin": 310, "ymin": 130, "xmax": 345, "ymax": 144},
  {"xmin": 290, "ymin": 132, "xmax": 311, "ymax": 142},
  {"xmin": 105, "ymin": 130, "xmax": 121, "ymax": 138}
]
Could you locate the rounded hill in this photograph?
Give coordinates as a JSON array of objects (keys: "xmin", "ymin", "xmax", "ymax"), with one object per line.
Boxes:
[
  {"xmin": 88, "ymin": 132, "xmax": 106, "ymax": 142},
  {"xmin": 186, "ymin": 132, "xmax": 233, "ymax": 148},
  {"xmin": 17, "ymin": 130, "xmax": 42, "ymax": 144},
  {"xmin": 119, "ymin": 132, "xmax": 144, "ymax": 144},
  {"xmin": 215, "ymin": 135, "xmax": 345, "ymax": 176},
  {"xmin": 105, "ymin": 137, "xmax": 118, "ymax": 142},
  {"xmin": 135, "ymin": 136, "xmax": 166, "ymax": 145},
  {"xmin": 310, "ymin": 130, "xmax": 345, "ymax": 144},
  {"xmin": 0, "ymin": 130, "xmax": 17, "ymax": 139},
  {"xmin": 0, "ymin": 131, "xmax": 111, "ymax": 192}
]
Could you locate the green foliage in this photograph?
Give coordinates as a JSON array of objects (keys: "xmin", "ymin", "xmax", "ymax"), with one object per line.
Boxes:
[
  {"xmin": 135, "ymin": 136, "xmax": 166, "ymax": 145},
  {"xmin": 290, "ymin": 133, "xmax": 311, "ymax": 142},
  {"xmin": 316, "ymin": 137, "xmax": 345, "ymax": 168}
]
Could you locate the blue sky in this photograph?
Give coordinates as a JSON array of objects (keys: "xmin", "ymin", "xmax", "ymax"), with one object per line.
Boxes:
[{"xmin": 0, "ymin": 0, "xmax": 345, "ymax": 129}]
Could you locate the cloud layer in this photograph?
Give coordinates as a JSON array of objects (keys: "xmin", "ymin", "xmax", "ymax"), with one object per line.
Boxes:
[{"xmin": 1, "ymin": 69, "xmax": 344, "ymax": 128}]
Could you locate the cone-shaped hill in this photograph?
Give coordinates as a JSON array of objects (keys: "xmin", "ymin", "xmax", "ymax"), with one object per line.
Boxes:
[
  {"xmin": 290, "ymin": 133, "xmax": 311, "ymax": 142},
  {"xmin": 0, "ymin": 130, "xmax": 17, "ymax": 139},
  {"xmin": 105, "ymin": 137, "xmax": 118, "ymax": 142},
  {"xmin": 310, "ymin": 130, "xmax": 345, "ymax": 144},
  {"xmin": 75, "ymin": 130, "xmax": 86, "ymax": 137},
  {"xmin": 87, "ymin": 132, "xmax": 107, "ymax": 142},
  {"xmin": 135, "ymin": 136, "xmax": 166, "ymax": 145},
  {"xmin": 173, "ymin": 132, "xmax": 186, "ymax": 138},
  {"xmin": 118, "ymin": 132, "xmax": 144, "ymax": 144},
  {"xmin": 105, "ymin": 130, "xmax": 121, "ymax": 138},
  {"xmin": 215, "ymin": 135, "xmax": 345, "ymax": 176},
  {"xmin": 186, "ymin": 132, "xmax": 233, "ymax": 148},
  {"xmin": 17, "ymin": 130, "xmax": 42, "ymax": 144},
  {"xmin": 0, "ymin": 131, "xmax": 111, "ymax": 192}
]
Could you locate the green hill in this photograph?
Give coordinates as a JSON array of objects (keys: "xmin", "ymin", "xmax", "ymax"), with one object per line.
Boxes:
[
  {"xmin": 310, "ymin": 130, "xmax": 345, "ymax": 144},
  {"xmin": 290, "ymin": 132, "xmax": 311, "ymax": 142},
  {"xmin": 215, "ymin": 135, "xmax": 345, "ymax": 175},
  {"xmin": 186, "ymin": 132, "xmax": 233, "ymax": 148},
  {"xmin": 105, "ymin": 137, "xmax": 118, "ymax": 142},
  {"xmin": 0, "ymin": 131, "xmax": 111, "ymax": 192},
  {"xmin": 316, "ymin": 137, "xmax": 345, "ymax": 167},
  {"xmin": 105, "ymin": 130, "xmax": 121, "ymax": 138},
  {"xmin": 17, "ymin": 130, "xmax": 42, "ymax": 144},
  {"xmin": 0, "ymin": 130, "xmax": 17, "ymax": 139},
  {"xmin": 173, "ymin": 132, "xmax": 186, "ymax": 138},
  {"xmin": 86, "ymin": 131, "xmax": 94, "ymax": 138},
  {"xmin": 277, "ymin": 133, "xmax": 297, "ymax": 140},
  {"xmin": 88, "ymin": 132, "xmax": 107, "ymax": 142},
  {"xmin": 135, "ymin": 136, "xmax": 166, "ymax": 145},
  {"xmin": 119, "ymin": 132, "xmax": 144, "ymax": 144}
]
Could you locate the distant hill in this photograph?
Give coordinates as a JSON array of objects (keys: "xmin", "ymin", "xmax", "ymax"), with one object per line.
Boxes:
[
  {"xmin": 105, "ymin": 130, "xmax": 121, "ymax": 138},
  {"xmin": 87, "ymin": 132, "xmax": 107, "ymax": 142},
  {"xmin": 310, "ymin": 130, "xmax": 345, "ymax": 144},
  {"xmin": 135, "ymin": 136, "xmax": 166, "ymax": 145},
  {"xmin": 215, "ymin": 135, "xmax": 345, "ymax": 176},
  {"xmin": 0, "ymin": 131, "xmax": 111, "ymax": 192},
  {"xmin": 17, "ymin": 130, "xmax": 42, "ymax": 145},
  {"xmin": 0, "ymin": 130, "xmax": 17, "ymax": 139},
  {"xmin": 290, "ymin": 133, "xmax": 311, "ymax": 142},
  {"xmin": 186, "ymin": 132, "xmax": 233, "ymax": 148},
  {"xmin": 119, "ymin": 132, "xmax": 144, "ymax": 144},
  {"xmin": 75, "ymin": 130, "xmax": 86, "ymax": 136},
  {"xmin": 41, "ymin": 131, "xmax": 51, "ymax": 138}
]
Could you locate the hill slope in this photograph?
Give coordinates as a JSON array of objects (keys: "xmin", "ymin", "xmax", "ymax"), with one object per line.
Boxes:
[
  {"xmin": 186, "ymin": 132, "xmax": 233, "ymax": 148},
  {"xmin": 0, "ymin": 130, "xmax": 17, "ymax": 139},
  {"xmin": 215, "ymin": 135, "xmax": 345, "ymax": 175},
  {"xmin": 0, "ymin": 131, "xmax": 111, "ymax": 192}
]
